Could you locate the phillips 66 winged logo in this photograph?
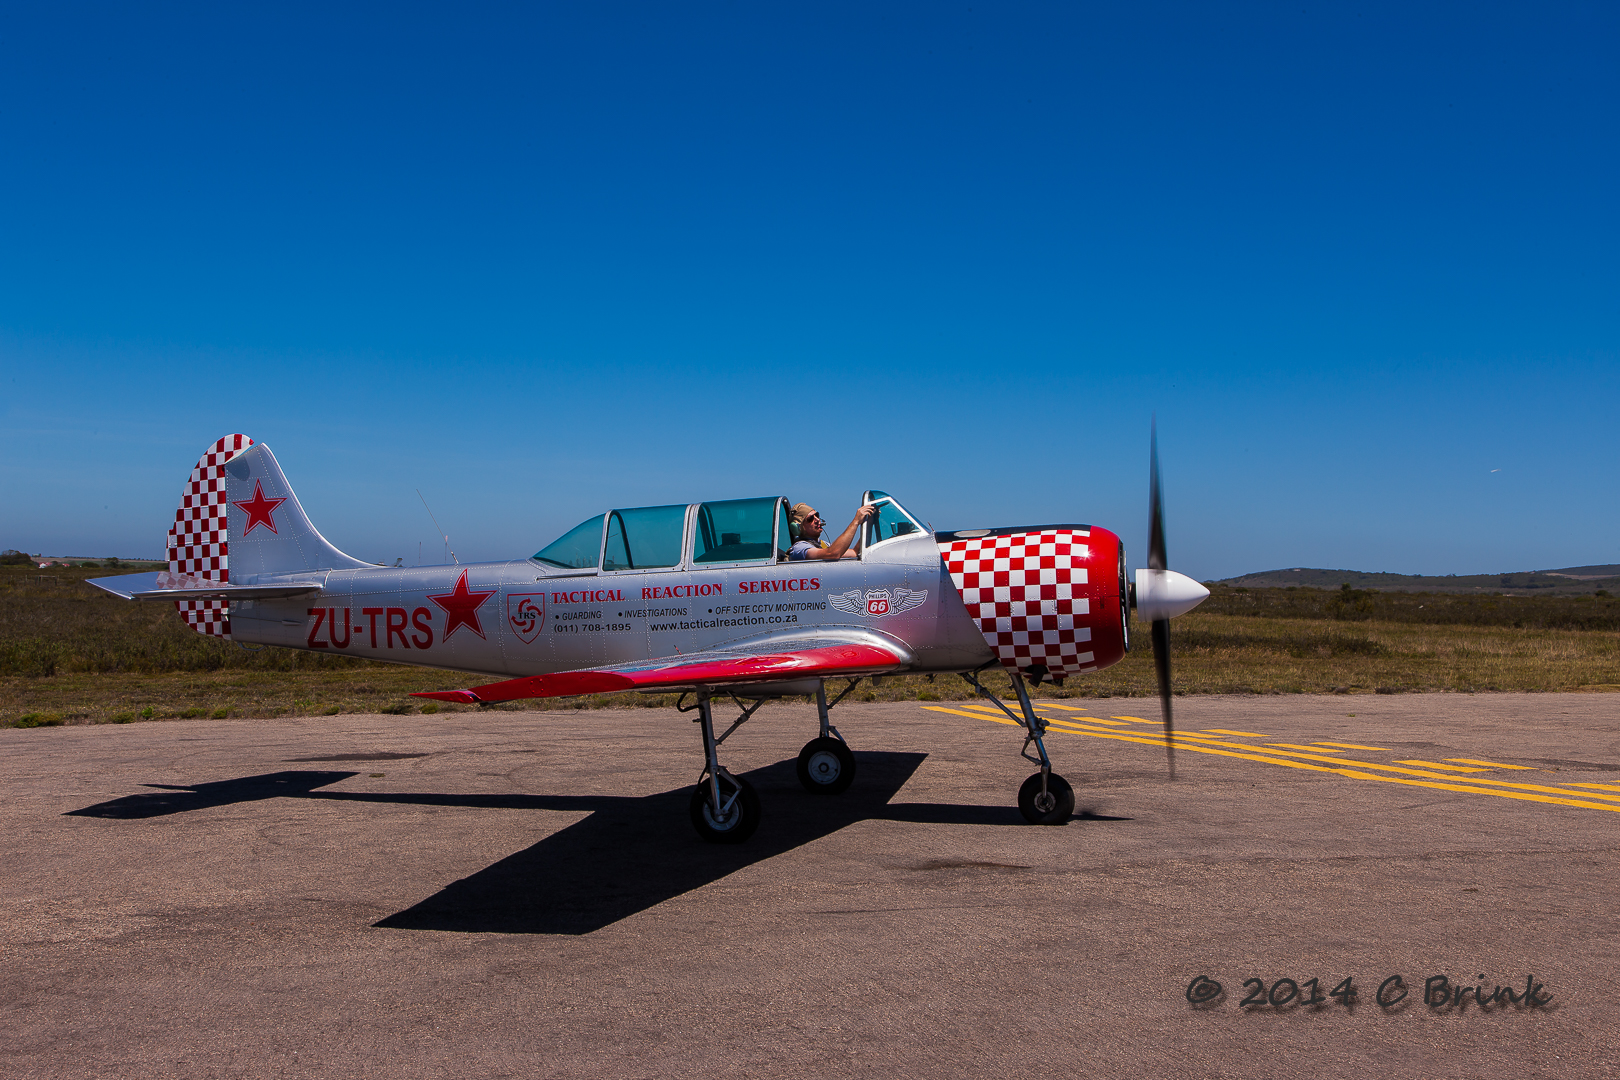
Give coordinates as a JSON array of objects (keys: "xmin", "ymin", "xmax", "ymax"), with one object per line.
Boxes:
[
  {"xmin": 507, "ymin": 593, "xmax": 546, "ymax": 643},
  {"xmin": 829, "ymin": 587, "xmax": 927, "ymax": 617}
]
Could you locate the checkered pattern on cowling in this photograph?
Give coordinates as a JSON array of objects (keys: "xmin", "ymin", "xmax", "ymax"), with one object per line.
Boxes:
[
  {"xmin": 167, "ymin": 434, "xmax": 254, "ymax": 638},
  {"xmin": 939, "ymin": 529, "xmax": 1098, "ymax": 678}
]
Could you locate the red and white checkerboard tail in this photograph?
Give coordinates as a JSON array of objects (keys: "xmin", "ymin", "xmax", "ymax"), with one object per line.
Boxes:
[
  {"xmin": 937, "ymin": 525, "xmax": 1130, "ymax": 684},
  {"xmin": 168, "ymin": 434, "xmax": 256, "ymax": 638}
]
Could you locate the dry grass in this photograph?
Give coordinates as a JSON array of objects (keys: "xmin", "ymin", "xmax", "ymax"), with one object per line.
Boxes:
[
  {"xmin": 1081, "ymin": 613, "xmax": 1620, "ymax": 696},
  {"xmin": 2, "ymin": 566, "xmax": 1616, "ymax": 727}
]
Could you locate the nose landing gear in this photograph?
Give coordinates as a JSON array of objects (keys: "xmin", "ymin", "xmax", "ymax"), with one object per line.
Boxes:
[
  {"xmin": 961, "ymin": 666, "xmax": 1075, "ymax": 826},
  {"xmin": 1017, "ymin": 770, "xmax": 1075, "ymax": 825}
]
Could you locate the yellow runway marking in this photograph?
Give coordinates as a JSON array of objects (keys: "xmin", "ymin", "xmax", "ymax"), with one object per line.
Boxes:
[
  {"xmin": 1070, "ymin": 729, "xmax": 1620, "ymax": 813},
  {"xmin": 1112, "ymin": 716, "xmax": 1167, "ymax": 726},
  {"xmin": 1048, "ymin": 716, "xmax": 1132, "ymax": 726},
  {"xmin": 1564, "ymin": 783, "xmax": 1620, "ymax": 793},
  {"xmin": 923, "ymin": 706, "xmax": 1020, "ymax": 726},
  {"xmin": 1446, "ymin": 758, "xmax": 1537, "ymax": 770},
  {"xmin": 920, "ymin": 707, "xmax": 1620, "ymax": 814},
  {"xmin": 1315, "ymin": 742, "xmax": 1393, "ymax": 751},
  {"xmin": 1037, "ymin": 703, "xmax": 1091, "ymax": 712},
  {"xmin": 1396, "ymin": 760, "xmax": 1493, "ymax": 773},
  {"xmin": 1129, "ymin": 734, "xmax": 1618, "ymax": 799},
  {"xmin": 1045, "ymin": 718, "xmax": 1126, "ymax": 734},
  {"xmin": 1268, "ymin": 743, "xmax": 1345, "ymax": 753},
  {"xmin": 1201, "ymin": 728, "xmax": 1269, "ymax": 737}
]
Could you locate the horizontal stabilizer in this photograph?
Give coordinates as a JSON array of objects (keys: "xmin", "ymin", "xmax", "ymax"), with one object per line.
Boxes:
[
  {"xmin": 86, "ymin": 571, "xmax": 323, "ymax": 602},
  {"xmin": 414, "ymin": 639, "xmax": 907, "ymax": 704}
]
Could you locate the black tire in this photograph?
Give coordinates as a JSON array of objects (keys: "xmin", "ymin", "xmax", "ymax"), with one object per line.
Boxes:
[
  {"xmin": 1017, "ymin": 771, "xmax": 1075, "ymax": 825},
  {"xmin": 796, "ymin": 737, "xmax": 856, "ymax": 795},
  {"xmin": 689, "ymin": 773, "xmax": 761, "ymax": 843}
]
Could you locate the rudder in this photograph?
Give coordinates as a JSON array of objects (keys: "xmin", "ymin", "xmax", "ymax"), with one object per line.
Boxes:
[{"xmin": 168, "ymin": 434, "xmax": 255, "ymax": 637}]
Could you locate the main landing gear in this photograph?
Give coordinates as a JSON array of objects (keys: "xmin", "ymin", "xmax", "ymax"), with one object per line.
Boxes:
[
  {"xmin": 679, "ymin": 678, "xmax": 865, "ymax": 843},
  {"xmin": 960, "ymin": 666, "xmax": 1076, "ymax": 825},
  {"xmin": 796, "ymin": 679, "xmax": 860, "ymax": 796},
  {"xmin": 680, "ymin": 688, "xmax": 764, "ymax": 843}
]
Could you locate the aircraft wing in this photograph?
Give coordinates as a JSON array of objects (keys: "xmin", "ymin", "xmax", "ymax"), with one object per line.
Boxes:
[{"xmin": 412, "ymin": 633, "xmax": 909, "ymax": 704}]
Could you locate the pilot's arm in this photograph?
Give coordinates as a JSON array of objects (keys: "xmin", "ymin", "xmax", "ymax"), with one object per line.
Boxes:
[{"xmin": 801, "ymin": 505, "xmax": 876, "ymax": 561}]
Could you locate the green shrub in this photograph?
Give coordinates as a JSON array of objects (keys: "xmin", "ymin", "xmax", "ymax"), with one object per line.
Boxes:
[
  {"xmin": 14, "ymin": 713, "xmax": 64, "ymax": 728},
  {"xmin": 321, "ymin": 705, "xmax": 341, "ymax": 715},
  {"xmin": 419, "ymin": 702, "xmax": 440, "ymax": 715},
  {"xmin": 179, "ymin": 707, "xmax": 207, "ymax": 719},
  {"xmin": 110, "ymin": 712, "xmax": 136, "ymax": 724},
  {"xmin": 210, "ymin": 707, "xmax": 231, "ymax": 719},
  {"xmin": 1327, "ymin": 584, "xmax": 1376, "ymax": 621},
  {"xmin": 379, "ymin": 702, "xmax": 413, "ymax": 715}
]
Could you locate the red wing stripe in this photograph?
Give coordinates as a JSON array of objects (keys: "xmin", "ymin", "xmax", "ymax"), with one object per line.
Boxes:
[{"xmin": 411, "ymin": 644, "xmax": 902, "ymax": 703}]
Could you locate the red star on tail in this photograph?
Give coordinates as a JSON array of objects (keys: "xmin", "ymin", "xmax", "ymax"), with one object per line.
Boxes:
[
  {"xmin": 232, "ymin": 480, "xmax": 287, "ymax": 536},
  {"xmin": 428, "ymin": 570, "xmax": 497, "ymax": 641}
]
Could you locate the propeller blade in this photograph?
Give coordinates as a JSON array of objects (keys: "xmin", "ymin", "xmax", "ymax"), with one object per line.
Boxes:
[
  {"xmin": 1147, "ymin": 417, "xmax": 1173, "ymax": 776},
  {"xmin": 1148, "ymin": 418, "xmax": 1166, "ymax": 572},
  {"xmin": 1152, "ymin": 616, "xmax": 1175, "ymax": 779}
]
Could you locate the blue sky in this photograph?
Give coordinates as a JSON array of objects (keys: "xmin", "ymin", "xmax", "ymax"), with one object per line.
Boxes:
[{"xmin": 3, "ymin": 2, "xmax": 1615, "ymax": 579}]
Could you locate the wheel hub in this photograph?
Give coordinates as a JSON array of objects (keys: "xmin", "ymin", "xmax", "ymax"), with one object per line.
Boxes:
[
  {"xmin": 703, "ymin": 805, "xmax": 736, "ymax": 829},
  {"xmin": 807, "ymin": 750, "xmax": 842, "ymax": 784}
]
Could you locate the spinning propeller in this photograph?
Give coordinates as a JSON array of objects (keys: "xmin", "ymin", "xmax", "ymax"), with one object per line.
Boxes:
[{"xmin": 1133, "ymin": 421, "xmax": 1210, "ymax": 778}]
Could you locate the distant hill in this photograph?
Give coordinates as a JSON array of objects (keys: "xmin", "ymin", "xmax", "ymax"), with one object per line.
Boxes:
[{"xmin": 1217, "ymin": 565, "xmax": 1620, "ymax": 596}]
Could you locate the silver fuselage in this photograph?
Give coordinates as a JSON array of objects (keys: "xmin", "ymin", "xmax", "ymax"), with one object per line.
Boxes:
[{"xmin": 229, "ymin": 531, "xmax": 992, "ymax": 681}]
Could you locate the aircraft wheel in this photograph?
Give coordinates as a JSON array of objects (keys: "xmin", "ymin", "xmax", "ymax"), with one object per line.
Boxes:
[
  {"xmin": 689, "ymin": 773, "xmax": 761, "ymax": 843},
  {"xmin": 1017, "ymin": 771, "xmax": 1075, "ymax": 825},
  {"xmin": 796, "ymin": 737, "xmax": 856, "ymax": 795}
]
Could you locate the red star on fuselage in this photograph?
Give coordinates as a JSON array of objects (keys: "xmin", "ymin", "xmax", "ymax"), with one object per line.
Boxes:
[
  {"xmin": 232, "ymin": 480, "xmax": 287, "ymax": 535},
  {"xmin": 428, "ymin": 570, "xmax": 497, "ymax": 641}
]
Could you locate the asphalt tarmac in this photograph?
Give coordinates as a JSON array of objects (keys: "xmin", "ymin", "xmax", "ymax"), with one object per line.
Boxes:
[{"xmin": 4, "ymin": 692, "xmax": 1619, "ymax": 1078}]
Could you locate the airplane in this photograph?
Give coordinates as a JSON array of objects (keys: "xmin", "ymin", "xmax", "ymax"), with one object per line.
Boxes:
[{"xmin": 88, "ymin": 432, "xmax": 1211, "ymax": 843}]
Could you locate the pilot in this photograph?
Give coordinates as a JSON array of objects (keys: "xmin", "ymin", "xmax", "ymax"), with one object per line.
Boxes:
[{"xmin": 789, "ymin": 503, "xmax": 875, "ymax": 561}]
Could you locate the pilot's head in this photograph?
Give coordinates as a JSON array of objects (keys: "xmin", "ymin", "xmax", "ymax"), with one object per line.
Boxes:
[{"xmin": 791, "ymin": 503, "xmax": 823, "ymax": 542}]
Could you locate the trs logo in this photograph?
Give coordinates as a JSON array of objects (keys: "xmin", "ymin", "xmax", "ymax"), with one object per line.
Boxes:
[{"xmin": 507, "ymin": 593, "xmax": 546, "ymax": 643}]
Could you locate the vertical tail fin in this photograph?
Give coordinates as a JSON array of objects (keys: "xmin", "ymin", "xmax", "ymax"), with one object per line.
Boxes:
[
  {"xmin": 168, "ymin": 434, "xmax": 255, "ymax": 637},
  {"xmin": 167, "ymin": 435, "xmax": 370, "ymax": 638},
  {"xmin": 222, "ymin": 441, "xmax": 371, "ymax": 578}
]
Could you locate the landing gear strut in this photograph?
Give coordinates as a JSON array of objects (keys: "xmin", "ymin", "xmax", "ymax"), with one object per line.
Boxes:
[
  {"xmin": 679, "ymin": 688, "xmax": 762, "ymax": 843},
  {"xmin": 796, "ymin": 678, "xmax": 860, "ymax": 795},
  {"xmin": 960, "ymin": 666, "xmax": 1076, "ymax": 825}
]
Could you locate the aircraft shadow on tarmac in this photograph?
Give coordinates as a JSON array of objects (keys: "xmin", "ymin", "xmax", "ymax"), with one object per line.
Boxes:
[
  {"xmin": 67, "ymin": 752, "xmax": 1129, "ymax": 935},
  {"xmin": 65, "ymin": 770, "xmax": 363, "ymax": 819}
]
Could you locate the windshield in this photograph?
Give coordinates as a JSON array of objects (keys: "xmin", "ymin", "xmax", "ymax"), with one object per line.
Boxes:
[
  {"xmin": 533, "ymin": 515, "xmax": 603, "ymax": 570},
  {"xmin": 861, "ymin": 492, "xmax": 926, "ymax": 549}
]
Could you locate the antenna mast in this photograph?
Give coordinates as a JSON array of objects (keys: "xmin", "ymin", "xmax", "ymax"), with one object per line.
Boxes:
[{"xmin": 417, "ymin": 490, "xmax": 456, "ymax": 564}]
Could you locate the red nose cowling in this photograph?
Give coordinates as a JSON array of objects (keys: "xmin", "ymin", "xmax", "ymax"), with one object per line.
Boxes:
[{"xmin": 937, "ymin": 525, "xmax": 1128, "ymax": 684}]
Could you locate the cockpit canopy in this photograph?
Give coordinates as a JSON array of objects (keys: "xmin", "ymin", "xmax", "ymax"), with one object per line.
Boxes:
[{"xmin": 533, "ymin": 492, "xmax": 927, "ymax": 572}]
